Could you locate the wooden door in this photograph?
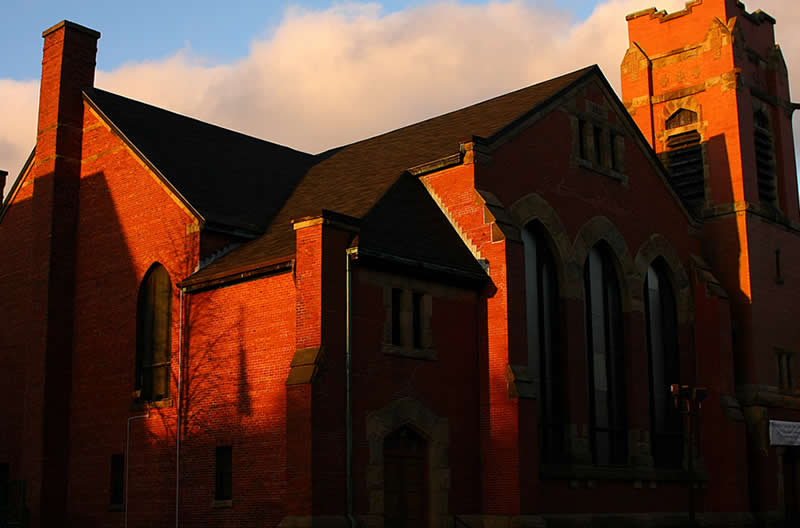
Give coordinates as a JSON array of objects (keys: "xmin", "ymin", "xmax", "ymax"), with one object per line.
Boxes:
[{"xmin": 384, "ymin": 426, "xmax": 427, "ymax": 528}]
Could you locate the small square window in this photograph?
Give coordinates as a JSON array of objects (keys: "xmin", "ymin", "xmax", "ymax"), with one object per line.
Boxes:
[
  {"xmin": 109, "ymin": 454, "xmax": 124, "ymax": 506},
  {"xmin": 215, "ymin": 446, "xmax": 232, "ymax": 501},
  {"xmin": 0, "ymin": 463, "xmax": 9, "ymax": 510}
]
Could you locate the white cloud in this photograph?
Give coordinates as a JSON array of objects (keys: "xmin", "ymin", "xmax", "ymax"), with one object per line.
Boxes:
[{"xmin": 1, "ymin": 0, "xmax": 798, "ymax": 199}]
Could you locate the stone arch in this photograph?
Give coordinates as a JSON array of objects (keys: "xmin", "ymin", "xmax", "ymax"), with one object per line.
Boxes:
[
  {"xmin": 666, "ymin": 109, "xmax": 698, "ymax": 130},
  {"xmin": 633, "ymin": 234, "xmax": 693, "ymax": 324},
  {"xmin": 662, "ymin": 96, "xmax": 702, "ymax": 126},
  {"xmin": 573, "ymin": 216, "xmax": 635, "ymax": 311},
  {"xmin": 509, "ymin": 193, "xmax": 580, "ymax": 299},
  {"xmin": 365, "ymin": 398, "xmax": 449, "ymax": 528},
  {"xmin": 658, "ymin": 96, "xmax": 708, "ymax": 148}
]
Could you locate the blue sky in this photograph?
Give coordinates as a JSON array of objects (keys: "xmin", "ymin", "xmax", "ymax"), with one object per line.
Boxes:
[{"xmin": 1, "ymin": 0, "xmax": 598, "ymax": 81}]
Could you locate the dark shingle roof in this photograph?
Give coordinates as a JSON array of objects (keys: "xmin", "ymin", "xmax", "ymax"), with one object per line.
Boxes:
[
  {"xmin": 188, "ymin": 65, "xmax": 596, "ymax": 283},
  {"xmin": 83, "ymin": 87, "xmax": 316, "ymax": 234}
]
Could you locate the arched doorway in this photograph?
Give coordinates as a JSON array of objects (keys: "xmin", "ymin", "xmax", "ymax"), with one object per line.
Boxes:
[{"xmin": 384, "ymin": 425, "xmax": 428, "ymax": 528}]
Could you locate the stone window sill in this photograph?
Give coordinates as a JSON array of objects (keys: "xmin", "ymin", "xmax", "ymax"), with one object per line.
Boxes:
[
  {"xmin": 573, "ymin": 156, "xmax": 628, "ymax": 185},
  {"xmin": 130, "ymin": 398, "xmax": 173, "ymax": 411},
  {"xmin": 382, "ymin": 344, "xmax": 437, "ymax": 361},
  {"xmin": 540, "ymin": 463, "xmax": 707, "ymax": 483},
  {"xmin": 212, "ymin": 499, "xmax": 233, "ymax": 508}
]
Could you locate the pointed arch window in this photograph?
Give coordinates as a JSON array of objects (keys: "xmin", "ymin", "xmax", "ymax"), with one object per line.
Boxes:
[
  {"xmin": 136, "ymin": 264, "xmax": 172, "ymax": 402},
  {"xmin": 522, "ymin": 223, "xmax": 565, "ymax": 462},
  {"xmin": 584, "ymin": 245, "xmax": 626, "ymax": 465},
  {"xmin": 645, "ymin": 260, "xmax": 683, "ymax": 467}
]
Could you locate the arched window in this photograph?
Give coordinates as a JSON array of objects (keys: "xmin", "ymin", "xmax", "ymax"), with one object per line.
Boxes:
[
  {"xmin": 644, "ymin": 259, "xmax": 683, "ymax": 467},
  {"xmin": 522, "ymin": 223, "xmax": 564, "ymax": 461},
  {"xmin": 136, "ymin": 264, "xmax": 172, "ymax": 401},
  {"xmin": 584, "ymin": 244, "xmax": 626, "ymax": 465}
]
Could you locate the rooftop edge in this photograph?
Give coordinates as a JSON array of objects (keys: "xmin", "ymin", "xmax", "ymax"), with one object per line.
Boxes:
[{"xmin": 42, "ymin": 20, "xmax": 101, "ymax": 39}]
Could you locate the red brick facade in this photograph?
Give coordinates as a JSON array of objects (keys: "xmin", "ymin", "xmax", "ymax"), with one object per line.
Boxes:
[{"xmin": 1, "ymin": 1, "xmax": 798, "ymax": 526}]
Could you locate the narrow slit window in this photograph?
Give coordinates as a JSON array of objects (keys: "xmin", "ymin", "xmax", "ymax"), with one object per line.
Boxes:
[
  {"xmin": 215, "ymin": 446, "xmax": 233, "ymax": 501},
  {"xmin": 578, "ymin": 119, "xmax": 587, "ymax": 159},
  {"xmin": 610, "ymin": 133, "xmax": 618, "ymax": 171},
  {"xmin": 391, "ymin": 288, "xmax": 403, "ymax": 346},
  {"xmin": 412, "ymin": 292, "xmax": 423, "ymax": 349},
  {"xmin": 593, "ymin": 125, "xmax": 603, "ymax": 164}
]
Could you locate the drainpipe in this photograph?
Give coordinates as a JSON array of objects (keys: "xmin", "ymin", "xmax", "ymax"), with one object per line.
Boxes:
[
  {"xmin": 125, "ymin": 412, "xmax": 150, "ymax": 528},
  {"xmin": 345, "ymin": 247, "xmax": 358, "ymax": 527},
  {"xmin": 176, "ymin": 288, "xmax": 185, "ymax": 528}
]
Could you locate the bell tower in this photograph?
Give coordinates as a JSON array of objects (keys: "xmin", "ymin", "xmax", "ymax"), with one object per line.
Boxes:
[{"xmin": 622, "ymin": 0, "xmax": 800, "ymax": 516}]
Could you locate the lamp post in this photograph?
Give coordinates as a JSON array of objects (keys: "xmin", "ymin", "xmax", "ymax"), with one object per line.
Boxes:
[{"xmin": 670, "ymin": 384, "xmax": 707, "ymax": 526}]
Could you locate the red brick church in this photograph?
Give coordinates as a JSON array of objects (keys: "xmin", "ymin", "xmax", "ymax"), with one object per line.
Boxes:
[{"xmin": 1, "ymin": 0, "xmax": 799, "ymax": 526}]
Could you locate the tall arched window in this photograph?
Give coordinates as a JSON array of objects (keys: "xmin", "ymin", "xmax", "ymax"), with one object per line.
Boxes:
[
  {"xmin": 584, "ymin": 244, "xmax": 626, "ymax": 465},
  {"xmin": 522, "ymin": 223, "xmax": 564, "ymax": 461},
  {"xmin": 644, "ymin": 259, "xmax": 683, "ymax": 467},
  {"xmin": 136, "ymin": 263, "xmax": 172, "ymax": 401}
]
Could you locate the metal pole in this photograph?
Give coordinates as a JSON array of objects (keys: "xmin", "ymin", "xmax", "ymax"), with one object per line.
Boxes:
[
  {"xmin": 687, "ymin": 405, "xmax": 695, "ymax": 526},
  {"xmin": 671, "ymin": 384, "xmax": 706, "ymax": 528},
  {"xmin": 345, "ymin": 248, "xmax": 357, "ymax": 527},
  {"xmin": 125, "ymin": 412, "xmax": 149, "ymax": 528},
  {"xmin": 176, "ymin": 288, "xmax": 184, "ymax": 528}
]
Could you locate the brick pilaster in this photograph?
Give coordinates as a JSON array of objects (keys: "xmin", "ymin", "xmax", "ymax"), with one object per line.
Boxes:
[
  {"xmin": 286, "ymin": 211, "xmax": 358, "ymax": 518},
  {"xmin": 23, "ymin": 20, "xmax": 99, "ymax": 528}
]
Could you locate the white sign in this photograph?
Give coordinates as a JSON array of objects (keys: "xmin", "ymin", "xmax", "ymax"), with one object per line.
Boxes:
[{"xmin": 769, "ymin": 420, "xmax": 800, "ymax": 446}]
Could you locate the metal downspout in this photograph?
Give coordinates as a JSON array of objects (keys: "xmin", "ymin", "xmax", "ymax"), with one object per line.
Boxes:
[
  {"xmin": 176, "ymin": 288, "xmax": 185, "ymax": 528},
  {"xmin": 346, "ymin": 247, "xmax": 358, "ymax": 527},
  {"xmin": 124, "ymin": 412, "xmax": 150, "ymax": 528}
]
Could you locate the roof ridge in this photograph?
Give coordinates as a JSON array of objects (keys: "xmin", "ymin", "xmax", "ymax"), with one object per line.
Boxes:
[
  {"xmin": 316, "ymin": 65, "xmax": 598, "ymax": 156},
  {"xmin": 84, "ymin": 87, "xmax": 314, "ymax": 158}
]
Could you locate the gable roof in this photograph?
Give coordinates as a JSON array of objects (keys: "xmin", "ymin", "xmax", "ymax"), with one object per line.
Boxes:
[
  {"xmin": 83, "ymin": 88, "xmax": 316, "ymax": 234},
  {"xmin": 186, "ymin": 65, "xmax": 597, "ymax": 285}
]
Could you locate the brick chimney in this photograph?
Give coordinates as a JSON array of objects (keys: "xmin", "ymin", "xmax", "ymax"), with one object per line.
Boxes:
[
  {"xmin": 23, "ymin": 20, "xmax": 100, "ymax": 528},
  {"xmin": 36, "ymin": 21, "xmax": 100, "ymax": 168}
]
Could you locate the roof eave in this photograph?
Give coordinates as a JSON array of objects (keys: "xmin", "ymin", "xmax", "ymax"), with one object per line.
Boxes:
[{"xmin": 351, "ymin": 246, "xmax": 488, "ymax": 284}]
